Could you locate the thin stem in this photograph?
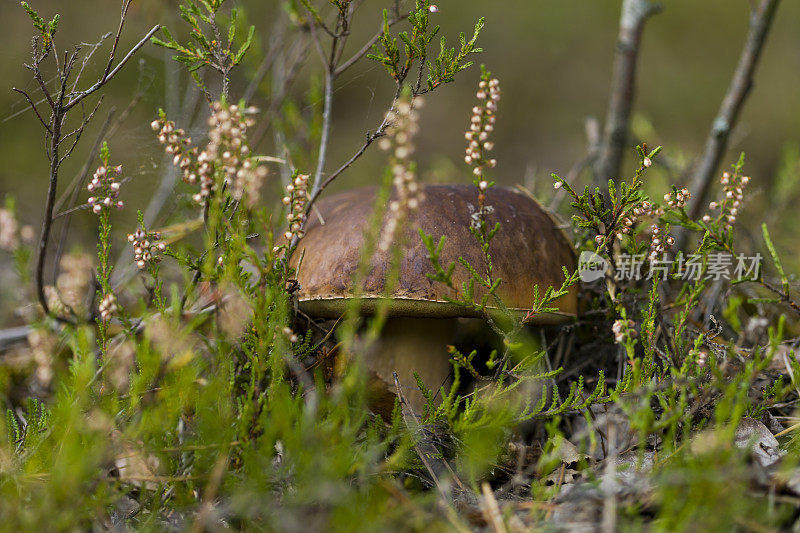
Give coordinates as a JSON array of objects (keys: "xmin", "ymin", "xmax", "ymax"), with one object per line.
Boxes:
[
  {"xmin": 686, "ymin": 0, "xmax": 780, "ymax": 221},
  {"xmin": 592, "ymin": 0, "xmax": 661, "ymax": 187},
  {"xmin": 63, "ymin": 24, "xmax": 160, "ymax": 112}
]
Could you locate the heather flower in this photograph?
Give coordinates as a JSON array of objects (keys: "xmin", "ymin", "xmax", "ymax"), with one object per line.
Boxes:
[
  {"xmin": 663, "ymin": 187, "xmax": 691, "ymax": 209},
  {"xmin": 612, "ymin": 318, "xmax": 637, "ymax": 344},
  {"xmin": 464, "ymin": 76, "xmax": 500, "ymax": 186},
  {"xmin": 647, "ymin": 222, "xmax": 675, "ymax": 261},
  {"xmin": 99, "ymin": 293, "xmax": 118, "ymax": 322},
  {"xmin": 87, "ymin": 164, "xmax": 124, "ymax": 214},
  {"xmin": 700, "ymin": 167, "xmax": 752, "ymax": 231},
  {"xmin": 128, "ymin": 228, "xmax": 166, "ymax": 269},
  {"xmin": 55, "ymin": 253, "xmax": 93, "ymax": 312},
  {"xmin": 153, "ymin": 102, "xmax": 267, "ymax": 207},
  {"xmin": 0, "ymin": 208, "xmax": 19, "ymax": 250},
  {"xmin": 378, "ymin": 95, "xmax": 425, "ymax": 253},
  {"xmin": 281, "ymin": 173, "xmax": 310, "ymax": 244}
]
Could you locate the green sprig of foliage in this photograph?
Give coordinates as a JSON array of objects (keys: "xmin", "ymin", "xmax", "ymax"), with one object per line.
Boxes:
[
  {"xmin": 368, "ymin": 0, "xmax": 483, "ymax": 93},
  {"xmin": 151, "ymin": 0, "xmax": 254, "ymax": 93},
  {"xmin": 20, "ymin": 2, "xmax": 59, "ymax": 51}
]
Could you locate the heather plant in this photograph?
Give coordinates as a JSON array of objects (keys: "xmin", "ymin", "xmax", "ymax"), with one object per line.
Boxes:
[{"xmin": 2, "ymin": 0, "xmax": 800, "ymax": 531}]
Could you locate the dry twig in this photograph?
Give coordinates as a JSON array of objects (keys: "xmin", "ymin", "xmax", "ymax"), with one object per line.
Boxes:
[{"xmin": 592, "ymin": 0, "xmax": 662, "ymax": 187}]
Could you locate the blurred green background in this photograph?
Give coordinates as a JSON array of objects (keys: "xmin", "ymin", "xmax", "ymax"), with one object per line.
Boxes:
[{"xmin": 1, "ymin": 0, "xmax": 799, "ymax": 306}]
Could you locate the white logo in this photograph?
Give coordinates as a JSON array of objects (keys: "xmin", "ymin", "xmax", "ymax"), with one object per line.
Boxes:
[{"xmin": 579, "ymin": 251, "xmax": 609, "ymax": 282}]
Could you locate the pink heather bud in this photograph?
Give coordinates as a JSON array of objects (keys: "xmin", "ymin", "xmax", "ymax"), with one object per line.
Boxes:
[
  {"xmin": 428, "ymin": 4, "xmax": 439, "ymax": 12},
  {"xmin": 478, "ymin": 180, "xmax": 488, "ymax": 191},
  {"xmin": 151, "ymin": 120, "xmax": 161, "ymax": 131},
  {"xmin": 103, "ymin": 197, "xmax": 113, "ymax": 207},
  {"xmin": 157, "ymin": 243, "xmax": 166, "ymax": 252},
  {"xmin": 137, "ymin": 260, "xmax": 146, "ymax": 269},
  {"xmin": 110, "ymin": 182, "xmax": 120, "ymax": 191},
  {"xmin": 741, "ymin": 176, "xmax": 750, "ymax": 185},
  {"xmin": 553, "ymin": 181, "xmax": 562, "ymax": 190},
  {"xmin": 595, "ymin": 235, "xmax": 604, "ymax": 245},
  {"xmin": 116, "ymin": 201, "xmax": 124, "ymax": 209},
  {"xmin": 92, "ymin": 205, "xmax": 103, "ymax": 214},
  {"xmin": 709, "ymin": 202, "xmax": 718, "ymax": 209},
  {"xmin": 643, "ymin": 157, "xmax": 652, "ymax": 168},
  {"xmin": 88, "ymin": 197, "xmax": 96, "ymax": 205}
]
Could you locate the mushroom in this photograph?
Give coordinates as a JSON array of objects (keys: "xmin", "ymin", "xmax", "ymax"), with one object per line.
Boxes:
[{"xmin": 290, "ymin": 184, "xmax": 577, "ymax": 413}]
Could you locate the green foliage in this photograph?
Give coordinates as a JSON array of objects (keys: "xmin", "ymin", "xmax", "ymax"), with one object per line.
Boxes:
[
  {"xmin": 5, "ymin": 1, "xmax": 800, "ymax": 530},
  {"xmin": 20, "ymin": 2, "xmax": 59, "ymax": 51},
  {"xmin": 151, "ymin": 0, "xmax": 254, "ymax": 92},
  {"xmin": 368, "ymin": 0, "xmax": 483, "ymax": 92}
]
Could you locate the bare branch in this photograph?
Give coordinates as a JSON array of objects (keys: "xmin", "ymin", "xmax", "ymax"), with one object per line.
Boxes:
[
  {"xmin": 307, "ymin": 18, "xmax": 337, "ymax": 203},
  {"xmin": 70, "ymin": 32, "xmax": 113, "ymax": 94},
  {"xmin": 686, "ymin": 0, "xmax": 780, "ymax": 221},
  {"xmin": 592, "ymin": 0, "xmax": 661, "ymax": 187},
  {"xmin": 11, "ymin": 88, "xmax": 51, "ymax": 133},
  {"xmin": 101, "ymin": 0, "xmax": 134, "ymax": 82},
  {"xmin": 300, "ymin": 84, "xmax": 404, "ymax": 232},
  {"xmin": 64, "ymin": 24, "xmax": 160, "ymax": 112}
]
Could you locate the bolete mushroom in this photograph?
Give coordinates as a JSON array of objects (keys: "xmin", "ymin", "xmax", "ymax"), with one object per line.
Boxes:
[{"xmin": 291, "ymin": 184, "xmax": 577, "ymax": 412}]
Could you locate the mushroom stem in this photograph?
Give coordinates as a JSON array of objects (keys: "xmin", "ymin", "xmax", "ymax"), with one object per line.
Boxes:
[{"xmin": 366, "ymin": 317, "xmax": 457, "ymax": 415}]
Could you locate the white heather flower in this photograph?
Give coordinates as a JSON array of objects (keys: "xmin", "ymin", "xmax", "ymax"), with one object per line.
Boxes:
[
  {"xmin": 99, "ymin": 293, "xmax": 118, "ymax": 322},
  {"xmin": 0, "ymin": 209, "xmax": 19, "ymax": 250},
  {"xmin": 377, "ymin": 96, "xmax": 425, "ymax": 253},
  {"xmin": 128, "ymin": 228, "xmax": 165, "ymax": 269}
]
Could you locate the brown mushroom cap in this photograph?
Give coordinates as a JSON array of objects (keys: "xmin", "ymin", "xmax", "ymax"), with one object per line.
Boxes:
[{"xmin": 291, "ymin": 184, "xmax": 577, "ymax": 322}]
